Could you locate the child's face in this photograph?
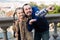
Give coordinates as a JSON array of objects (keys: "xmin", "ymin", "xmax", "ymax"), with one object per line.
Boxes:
[{"xmin": 16, "ymin": 9, "xmax": 25, "ymax": 19}]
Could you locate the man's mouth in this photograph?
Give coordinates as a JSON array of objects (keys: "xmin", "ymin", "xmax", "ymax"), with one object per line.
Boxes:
[{"xmin": 28, "ymin": 12, "xmax": 32, "ymax": 14}]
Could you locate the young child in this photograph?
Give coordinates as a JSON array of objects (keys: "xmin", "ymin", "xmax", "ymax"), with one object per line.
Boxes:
[{"xmin": 13, "ymin": 7, "xmax": 33, "ymax": 40}]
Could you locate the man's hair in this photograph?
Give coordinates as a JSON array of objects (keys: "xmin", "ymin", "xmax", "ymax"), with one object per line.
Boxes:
[
  {"xmin": 22, "ymin": 3, "xmax": 32, "ymax": 14},
  {"xmin": 23, "ymin": 3, "xmax": 32, "ymax": 9}
]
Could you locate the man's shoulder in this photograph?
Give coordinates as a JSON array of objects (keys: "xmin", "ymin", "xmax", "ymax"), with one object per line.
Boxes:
[{"xmin": 32, "ymin": 6, "xmax": 40, "ymax": 14}]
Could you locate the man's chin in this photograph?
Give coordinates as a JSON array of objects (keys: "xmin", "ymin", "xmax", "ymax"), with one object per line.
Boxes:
[
  {"xmin": 28, "ymin": 13, "xmax": 32, "ymax": 15},
  {"xmin": 28, "ymin": 15, "xmax": 31, "ymax": 17}
]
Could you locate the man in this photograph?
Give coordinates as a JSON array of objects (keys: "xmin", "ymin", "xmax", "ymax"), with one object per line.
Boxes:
[{"xmin": 23, "ymin": 4, "xmax": 54, "ymax": 40}]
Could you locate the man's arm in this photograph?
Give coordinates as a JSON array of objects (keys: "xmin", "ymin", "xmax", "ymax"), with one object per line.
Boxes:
[
  {"xmin": 32, "ymin": 6, "xmax": 54, "ymax": 17},
  {"xmin": 32, "ymin": 6, "xmax": 47, "ymax": 17},
  {"xmin": 27, "ymin": 19, "xmax": 35, "ymax": 32},
  {"xmin": 35, "ymin": 8, "xmax": 48, "ymax": 17}
]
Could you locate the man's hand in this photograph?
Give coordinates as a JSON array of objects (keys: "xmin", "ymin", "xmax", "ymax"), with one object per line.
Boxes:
[
  {"xmin": 29, "ymin": 19, "xmax": 37, "ymax": 25},
  {"xmin": 46, "ymin": 5, "xmax": 54, "ymax": 12}
]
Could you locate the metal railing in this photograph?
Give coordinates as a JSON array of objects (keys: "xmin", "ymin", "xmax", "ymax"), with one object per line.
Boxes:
[{"xmin": 0, "ymin": 14, "xmax": 60, "ymax": 40}]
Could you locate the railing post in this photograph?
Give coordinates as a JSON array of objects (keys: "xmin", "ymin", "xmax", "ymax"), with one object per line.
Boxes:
[
  {"xmin": 53, "ymin": 22, "xmax": 58, "ymax": 40},
  {"xmin": 3, "ymin": 28, "xmax": 8, "ymax": 40},
  {"xmin": 0, "ymin": 17, "xmax": 17, "ymax": 40}
]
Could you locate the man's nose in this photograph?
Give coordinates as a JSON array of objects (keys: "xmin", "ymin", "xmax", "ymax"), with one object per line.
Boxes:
[{"xmin": 28, "ymin": 10, "xmax": 30, "ymax": 12}]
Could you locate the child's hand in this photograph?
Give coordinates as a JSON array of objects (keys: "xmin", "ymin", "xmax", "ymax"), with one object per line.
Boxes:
[{"xmin": 15, "ymin": 32, "xmax": 18, "ymax": 37}]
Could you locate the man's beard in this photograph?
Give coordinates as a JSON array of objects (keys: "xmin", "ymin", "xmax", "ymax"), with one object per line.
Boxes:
[{"xmin": 25, "ymin": 13, "xmax": 32, "ymax": 18}]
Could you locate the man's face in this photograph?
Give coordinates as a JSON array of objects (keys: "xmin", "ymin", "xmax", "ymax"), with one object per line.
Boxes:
[{"xmin": 23, "ymin": 5, "xmax": 32, "ymax": 17}]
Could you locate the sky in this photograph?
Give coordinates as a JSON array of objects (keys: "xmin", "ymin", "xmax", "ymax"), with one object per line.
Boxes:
[
  {"xmin": 0, "ymin": 0, "xmax": 60, "ymax": 12},
  {"xmin": 0, "ymin": 0, "xmax": 60, "ymax": 5},
  {"xmin": 0, "ymin": 0, "xmax": 60, "ymax": 16}
]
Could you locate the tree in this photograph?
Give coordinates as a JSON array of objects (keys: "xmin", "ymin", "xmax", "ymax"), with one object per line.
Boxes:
[
  {"xmin": 48, "ymin": 4, "xmax": 60, "ymax": 14},
  {"xmin": 29, "ymin": 2, "xmax": 38, "ymax": 6}
]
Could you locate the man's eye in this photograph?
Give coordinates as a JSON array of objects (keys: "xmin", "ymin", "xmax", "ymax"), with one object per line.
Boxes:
[{"xmin": 29, "ymin": 8, "xmax": 31, "ymax": 9}]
